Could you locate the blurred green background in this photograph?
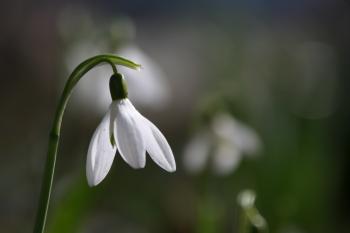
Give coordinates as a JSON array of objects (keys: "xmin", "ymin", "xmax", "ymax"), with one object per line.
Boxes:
[{"xmin": 1, "ymin": 0, "xmax": 350, "ymax": 233}]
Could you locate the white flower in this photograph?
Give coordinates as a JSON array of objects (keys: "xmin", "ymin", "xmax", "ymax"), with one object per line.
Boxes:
[
  {"xmin": 86, "ymin": 98, "xmax": 176, "ymax": 186},
  {"xmin": 211, "ymin": 113, "xmax": 261, "ymax": 156},
  {"xmin": 183, "ymin": 113, "xmax": 261, "ymax": 175}
]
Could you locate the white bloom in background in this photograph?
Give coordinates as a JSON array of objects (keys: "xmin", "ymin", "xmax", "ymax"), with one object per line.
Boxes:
[
  {"xmin": 65, "ymin": 40, "xmax": 111, "ymax": 113},
  {"xmin": 117, "ymin": 45, "xmax": 171, "ymax": 109},
  {"xmin": 211, "ymin": 113, "xmax": 261, "ymax": 156},
  {"xmin": 212, "ymin": 141, "xmax": 241, "ymax": 175},
  {"xmin": 65, "ymin": 43, "xmax": 171, "ymax": 114},
  {"xmin": 86, "ymin": 74, "xmax": 176, "ymax": 186},
  {"xmin": 183, "ymin": 131, "xmax": 211, "ymax": 173},
  {"xmin": 183, "ymin": 113, "xmax": 261, "ymax": 175}
]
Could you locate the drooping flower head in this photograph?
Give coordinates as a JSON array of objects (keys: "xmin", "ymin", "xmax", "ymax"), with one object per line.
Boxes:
[
  {"xmin": 86, "ymin": 72, "xmax": 176, "ymax": 186},
  {"xmin": 183, "ymin": 113, "xmax": 261, "ymax": 175}
]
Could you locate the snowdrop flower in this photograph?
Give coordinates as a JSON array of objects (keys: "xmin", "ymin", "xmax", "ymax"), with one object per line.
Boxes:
[
  {"xmin": 86, "ymin": 73, "xmax": 176, "ymax": 186},
  {"xmin": 183, "ymin": 113, "xmax": 261, "ymax": 175}
]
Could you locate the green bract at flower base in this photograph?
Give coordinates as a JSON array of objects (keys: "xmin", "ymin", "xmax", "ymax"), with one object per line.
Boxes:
[
  {"xmin": 33, "ymin": 55, "xmax": 140, "ymax": 233},
  {"xmin": 109, "ymin": 73, "xmax": 128, "ymax": 100}
]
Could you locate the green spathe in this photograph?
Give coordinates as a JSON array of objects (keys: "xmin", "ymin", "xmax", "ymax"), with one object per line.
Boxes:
[{"xmin": 109, "ymin": 73, "xmax": 128, "ymax": 100}]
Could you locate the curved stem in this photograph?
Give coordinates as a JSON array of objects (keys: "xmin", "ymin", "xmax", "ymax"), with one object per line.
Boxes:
[
  {"xmin": 238, "ymin": 207, "xmax": 250, "ymax": 233},
  {"xmin": 33, "ymin": 55, "xmax": 140, "ymax": 233}
]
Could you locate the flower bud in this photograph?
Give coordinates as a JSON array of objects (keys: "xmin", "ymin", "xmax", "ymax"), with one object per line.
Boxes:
[{"xmin": 109, "ymin": 73, "xmax": 128, "ymax": 100}]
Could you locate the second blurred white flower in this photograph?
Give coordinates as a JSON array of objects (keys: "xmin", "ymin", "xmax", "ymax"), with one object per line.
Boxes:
[{"xmin": 183, "ymin": 113, "xmax": 262, "ymax": 175}]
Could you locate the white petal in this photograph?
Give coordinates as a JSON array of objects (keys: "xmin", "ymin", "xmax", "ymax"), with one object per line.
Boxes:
[
  {"xmin": 86, "ymin": 110, "xmax": 117, "ymax": 186},
  {"xmin": 211, "ymin": 113, "xmax": 237, "ymax": 141},
  {"xmin": 183, "ymin": 131, "xmax": 211, "ymax": 174},
  {"xmin": 141, "ymin": 116, "xmax": 176, "ymax": 172},
  {"xmin": 212, "ymin": 142, "xmax": 242, "ymax": 175},
  {"xmin": 114, "ymin": 99, "xmax": 146, "ymax": 169},
  {"xmin": 233, "ymin": 121, "xmax": 262, "ymax": 156},
  {"xmin": 212, "ymin": 113, "xmax": 262, "ymax": 156}
]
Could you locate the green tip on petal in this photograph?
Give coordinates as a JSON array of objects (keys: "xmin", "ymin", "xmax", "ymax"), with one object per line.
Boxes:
[{"xmin": 110, "ymin": 133, "xmax": 116, "ymax": 147}]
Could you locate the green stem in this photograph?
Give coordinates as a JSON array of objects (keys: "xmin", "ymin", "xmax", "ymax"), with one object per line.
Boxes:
[
  {"xmin": 33, "ymin": 54, "xmax": 140, "ymax": 233},
  {"xmin": 238, "ymin": 207, "xmax": 250, "ymax": 233}
]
